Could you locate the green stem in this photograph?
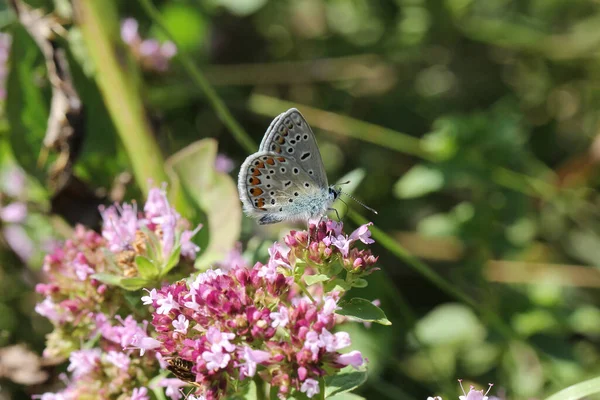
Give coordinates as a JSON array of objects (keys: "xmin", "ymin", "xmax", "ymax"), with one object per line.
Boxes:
[
  {"xmin": 137, "ymin": 0, "xmax": 257, "ymax": 153},
  {"xmin": 544, "ymin": 376, "xmax": 600, "ymax": 400},
  {"xmin": 254, "ymin": 375, "xmax": 267, "ymax": 400},
  {"xmin": 73, "ymin": 0, "xmax": 168, "ymax": 194},
  {"xmin": 249, "ymin": 93, "xmax": 432, "ymax": 160},
  {"xmin": 249, "ymin": 94, "xmax": 566, "ymax": 203},
  {"xmin": 349, "ymin": 210, "xmax": 517, "ymax": 341}
]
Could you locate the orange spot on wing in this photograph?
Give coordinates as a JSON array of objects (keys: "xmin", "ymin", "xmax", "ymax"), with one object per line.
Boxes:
[
  {"xmin": 266, "ymin": 157, "xmax": 275, "ymax": 165},
  {"xmin": 250, "ymin": 188, "xmax": 264, "ymax": 196},
  {"xmin": 277, "ymin": 157, "xmax": 286, "ymax": 162},
  {"xmin": 255, "ymin": 161, "xmax": 265, "ymax": 169},
  {"xmin": 250, "ymin": 177, "xmax": 261, "ymax": 185},
  {"xmin": 252, "ymin": 169, "xmax": 262, "ymax": 176},
  {"xmin": 256, "ymin": 198, "xmax": 265, "ymax": 207}
]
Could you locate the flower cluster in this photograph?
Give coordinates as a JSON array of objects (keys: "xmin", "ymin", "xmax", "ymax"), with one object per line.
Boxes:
[
  {"xmin": 99, "ymin": 186, "xmax": 201, "ymax": 276},
  {"xmin": 34, "ymin": 184, "xmax": 380, "ymax": 399},
  {"xmin": 285, "ymin": 220, "xmax": 378, "ymax": 282},
  {"xmin": 121, "ymin": 18, "xmax": 177, "ymax": 72},
  {"xmin": 145, "ymin": 270, "xmax": 364, "ymax": 399},
  {"xmin": 33, "ymin": 348, "xmax": 154, "ymax": 400},
  {"xmin": 428, "ymin": 380, "xmax": 495, "ymax": 400},
  {"xmin": 36, "ymin": 186, "xmax": 201, "ymax": 358}
]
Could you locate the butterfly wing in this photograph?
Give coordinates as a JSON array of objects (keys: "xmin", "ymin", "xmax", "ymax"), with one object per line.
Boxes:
[
  {"xmin": 259, "ymin": 108, "xmax": 328, "ymax": 188},
  {"xmin": 238, "ymin": 151, "xmax": 327, "ymax": 224}
]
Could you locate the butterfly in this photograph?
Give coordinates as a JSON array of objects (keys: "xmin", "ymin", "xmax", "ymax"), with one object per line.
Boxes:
[
  {"xmin": 165, "ymin": 357, "xmax": 201, "ymax": 387},
  {"xmin": 238, "ymin": 108, "xmax": 347, "ymax": 225}
]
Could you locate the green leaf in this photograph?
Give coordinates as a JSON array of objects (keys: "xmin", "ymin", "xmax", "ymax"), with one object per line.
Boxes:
[
  {"xmin": 328, "ymin": 393, "xmax": 366, "ymax": 400},
  {"xmin": 6, "ymin": 26, "xmax": 49, "ymax": 182},
  {"xmin": 304, "ymin": 274, "xmax": 330, "ymax": 286},
  {"xmin": 324, "ymin": 367, "xmax": 368, "ymax": 397},
  {"xmin": 119, "ymin": 277, "xmax": 149, "ymax": 291},
  {"xmin": 544, "ymin": 376, "xmax": 600, "ymax": 400},
  {"xmin": 393, "ymin": 165, "xmax": 444, "ymax": 199},
  {"xmin": 337, "ymin": 298, "xmax": 391, "ymax": 326},
  {"xmin": 351, "ymin": 278, "xmax": 368, "ymax": 288},
  {"xmin": 91, "ymin": 273, "xmax": 123, "ymax": 286},
  {"xmin": 162, "ymin": 245, "xmax": 181, "ymax": 276},
  {"xmin": 414, "ymin": 303, "xmax": 486, "ymax": 346},
  {"xmin": 135, "ymin": 256, "xmax": 159, "ymax": 279},
  {"xmin": 166, "ymin": 139, "xmax": 241, "ymax": 269},
  {"xmin": 324, "ymin": 278, "xmax": 351, "ymax": 293}
]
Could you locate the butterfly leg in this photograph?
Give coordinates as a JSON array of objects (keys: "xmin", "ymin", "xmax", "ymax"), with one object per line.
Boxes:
[{"xmin": 328, "ymin": 208, "xmax": 341, "ymax": 222}]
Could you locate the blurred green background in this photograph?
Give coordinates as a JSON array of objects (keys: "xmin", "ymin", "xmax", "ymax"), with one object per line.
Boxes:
[{"xmin": 2, "ymin": 0, "xmax": 600, "ymax": 399}]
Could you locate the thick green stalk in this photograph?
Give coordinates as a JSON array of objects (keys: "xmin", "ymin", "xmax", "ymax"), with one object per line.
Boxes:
[
  {"xmin": 73, "ymin": 0, "xmax": 168, "ymax": 193},
  {"xmin": 349, "ymin": 210, "xmax": 517, "ymax": 341},
  {"xmin": 137, "ymin": 0, "xmax": 257, "ymax": 154}
]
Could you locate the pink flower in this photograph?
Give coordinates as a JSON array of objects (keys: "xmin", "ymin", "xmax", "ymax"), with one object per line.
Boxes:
[
  {"xmin": 180, "ymin": 225, "xmax": 202, "ymax": 258},
  {"xmin": 350, "ymin": 223, "xmax": 375, "ymax": 244},
  {"xmin": 238, "ymin": 346, "xmax": 271, "ymax": 377},
  {"xmin": 336, "ymin": 350, "xmax": 364, "ymax": 368},
  {"xmin": 121, "ymin": 18, "xmax": 139, "ymax": 45},
  {"xmin": 99, "ymin": 203, "xmax": 139, "ymax": 252},
  {"xmin": 215, "ymin": 153, "xmax": 235, "ymax": 174},
  {"xmin": 202, "ymin": 349, "xmax": 231, "ymax": 371},
  {"xmin": 326, "ymin": 234, "xmax": 351, "ymax": 257},
  {"xmin": 141, "ymin": 288, "xmax": 158, "ymax": 305},
  {"xmin": 300, "ymin": 378, "xmax": 319, "ymax": 398},
  {"xmin": 72, "ymin": 253, "xmax": 94, "ymax": 280},
  {"xmin": 0, "ymin": 202, "xmax": 27, "ymax": 223},
  {"xmin": 156, "ymin": 292, "xmax": 180, "ymax": 315},
  {"xmin": 35, "ymin": 298, "xmax": 63, "ymax": 323},
  {"xmin": 106, "ymin": 351, "xmax": 130, "ymax": 371},
  {"xmin": 206, "ymin": 327, "xmax": 236, "ymax": 352},
  {"xmin": 319, "ymin": 329, "xmax": 351, "ymax": 352},
  {"xmin": 270, "ymin": 305, "xmax": 289, "ymax": 328},
  {"xmin": 303, "ymin": 331, "xmax": 323, "ymax": 359},
  {"xmin": 130, "ymin": 387, "xmax": 150, "ymax": 400},
  {"xmin": 3, "ymin": 225, "xmax": 34, "ymax": 262},
  {"xmin": 172, "ymin": 315, "xmax": 189, "ymax": 334},
  {"xmin": 129, "ymin": 334, "xmax": 161, "ymax": 356},
  {"xmin": 67, "ymin": 349, "xmax": 101, "ymax": 378},
  {"xmin": 157, "ymin": 378, "xmax": 187, "ymax": 400},
  {"xmin": 459, "ymin": 380, "xmax": 494, "ymax": 400}
]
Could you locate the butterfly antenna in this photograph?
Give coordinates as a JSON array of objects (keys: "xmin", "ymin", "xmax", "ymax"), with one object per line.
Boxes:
[{"xmin": 340, "ymin": 191, "xmax": 378, "ymax": 214}]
